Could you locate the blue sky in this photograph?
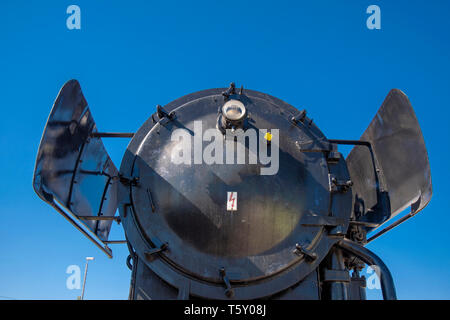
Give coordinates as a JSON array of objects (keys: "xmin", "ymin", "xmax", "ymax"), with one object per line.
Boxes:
[{"xmin": 1, "ymin": 0, "xmax": 449, "ymax": 299}]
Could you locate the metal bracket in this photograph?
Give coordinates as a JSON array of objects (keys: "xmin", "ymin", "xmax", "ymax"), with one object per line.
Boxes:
[
  {"xmin": 219, "ymin": 268, "xmax": 234, "ymax": 298},
  {"xmin": 293, "ymin": 243, "xmax": 318, "ymax": 262},
  {"xmin": 146, "ymin": 188, "xmax": 156, "ymax": 212},
  {"xmin": 123, "ymin": 203, "xmax": 132, "ymax": 218},
  {"xmin": 326, "ymin": 151, "xmax": 342, "ymax": 163},
  {"xmin": 126, "ymin": 254, "xmax": 134, "ymax": 271},
  {"xmin": 119, "ymin": 175, "xmax": 139, "ymax": 187},
  {"xmin": 222, "ymin": 82, "xmax": 236, "ymax": 100},
  {"xmin": 328, "ymin": 173, "xmax": 353, "ymax": 193},
  {"xmin": 177, "ymin": 280, "xmax": 191, "ymax": 300},
  {"xmin": 145, "ymin": 242, "xmax": 169, "ymax": 258},
  {"xmin": 78, "ymin": 216, "xmax": 121, "ymax": 224},
  {"xmin": 300, "ymin": 214, "xmax": 347, "ymax": 236},
  {"xmin": 157, "ymin": 105, "xmax": 175, "ymax": 121}
]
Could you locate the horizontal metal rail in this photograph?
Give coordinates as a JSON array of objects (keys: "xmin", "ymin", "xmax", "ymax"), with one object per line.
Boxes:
[
  {"xmin": 103, "ymin": 240, "xmax": 127, "ymax": 244},
  {"xmin": 78, "ymin": 216, "xmax": 121, "ymax": 222},
  {"xmin": 328, "ymin": 139, "xmax": 371, "ymax": 147},
  {"xmin": 90, "ymin": 132, "xmax": 134, "ymax": 138},
  {"xmin": 330, "ymin": 139, "xmax": 427, "ymax": 243},
  {"xmin": 367, "ymin": 210, "xmax": 416, "ymax": 243}
]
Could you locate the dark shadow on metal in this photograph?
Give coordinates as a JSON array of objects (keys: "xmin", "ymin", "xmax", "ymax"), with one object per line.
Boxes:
[{"xmin": 337, "ymin": 239, "xmax": 396, "ymax": 300}]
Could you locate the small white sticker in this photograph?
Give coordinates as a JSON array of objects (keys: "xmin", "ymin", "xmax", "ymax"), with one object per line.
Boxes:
[{"xmin": 227, "ymin": 192, "xmax": 237, "ymax": 211}]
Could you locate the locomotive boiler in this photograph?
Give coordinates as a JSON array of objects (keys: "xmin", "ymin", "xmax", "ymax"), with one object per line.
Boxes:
[{"xmin": 33, "ymin": 80, "xmax": 432, "ymax": 300}]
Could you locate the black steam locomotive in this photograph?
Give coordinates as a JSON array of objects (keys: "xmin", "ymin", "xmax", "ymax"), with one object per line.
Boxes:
[{"xmin": 33, "ymin": 80, "xmax": 431, "ymax": 299}]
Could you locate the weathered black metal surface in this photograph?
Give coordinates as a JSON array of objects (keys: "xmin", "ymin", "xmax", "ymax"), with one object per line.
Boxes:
[
  {"xmin": 119, "ymin": 88, "xmax": 353, "ymax": 299},
  {"xmin": 33, "ymin": 80, "xmax": 119, "ymax": 255},
  {"xmin": 346, "ymin": 89, "xmax": 432, "ymax": 229},
  {"xmin": 33, "ymin": 80, "xmax": 431, "ymax": 300},
  {"xmin": 130, "ymin": 253, "xmax": 321, "ymax": 300}
]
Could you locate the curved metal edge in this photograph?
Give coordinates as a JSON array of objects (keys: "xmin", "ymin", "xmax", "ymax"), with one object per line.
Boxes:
[
  {"xmin": 390, "ymin": 89, "xmax": 433, "ymax": 211},
  {"xmin": 32, "ymin": 79, "xmax": 82, "ymax": 197},
  {"xmin": 346, "ymin": 89, "xmax": 432, "ymax": 234},
  {"xmin": 123, "ymin": 205, "xmax": 338, "ymax": 299},
  {"xmin": 366, "ymin": 206, "xmax": 428, "ymax": 243},
  {"xmin": 32, "ymin": 79, "xmax": 116, "ymax": 258},
  {"xmin": 125, "ymin": 87, "xmax": 327, "ymax": 155},
  {"xmin": 377, "ymin": 89, "xmax": 433, "ymax": 216},
  {"xmin": 366, "ymin": 91, "xmax": 433, "ymax": 241},
  {"xmin": 118, "ymin": 88, "xmax": 341, "ymax": 299},
  {"xmin": 120, "ymin": 160, "xmax": 336, "ymax": 298},
  {"xmin": 337, "ymin": 238, "xmax": 396, "ymax": 300}
]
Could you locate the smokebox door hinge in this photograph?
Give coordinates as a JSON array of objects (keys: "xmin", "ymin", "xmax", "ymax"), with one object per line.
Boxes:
[
  {"xmin": 293, "ymin": 244, "xmax": 318, "ymax": 262},
  {"xmin": 119, "ymin": 175, "xmax": 139, "ymax": 187}
]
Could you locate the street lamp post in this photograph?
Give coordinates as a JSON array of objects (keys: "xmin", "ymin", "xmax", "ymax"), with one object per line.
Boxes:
[{"xmin": 80, "ymin": 257, "xmax": 94, "ymax": 300}]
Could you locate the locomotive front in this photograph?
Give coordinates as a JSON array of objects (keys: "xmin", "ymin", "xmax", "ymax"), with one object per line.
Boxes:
[{"xmin": 33, "ymin": 80, "xmax": 432, "ymax": 300}]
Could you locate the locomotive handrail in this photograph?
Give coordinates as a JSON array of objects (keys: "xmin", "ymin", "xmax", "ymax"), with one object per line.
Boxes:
[
  {"xmin": 337, "ymin": 238, "xmax": 397, "ymax": 300},
  {"xmin": 328, "ymin": 139, "xmax": 391, "ymax": 233},
  {"xmin": 330, "ymin": 136, "xmax": 431, "ymax": 243},
  {"xmin": 366, "ymin": 208, "xmax": 423, "ymax": 243},
  {"xmin": 328, "ymin": 139, "xmax": 388, "ymax": 199}
]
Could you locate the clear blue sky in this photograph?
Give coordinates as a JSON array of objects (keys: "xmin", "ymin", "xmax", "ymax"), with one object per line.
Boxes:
[{"xmin": 1, "ymin": 0, "xmax": 449, "ymax": 300}]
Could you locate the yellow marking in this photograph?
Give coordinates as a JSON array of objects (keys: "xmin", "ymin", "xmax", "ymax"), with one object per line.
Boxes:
[{"xmin": 264, "ymin": 132, "xmax": 272, "ymax": 142}]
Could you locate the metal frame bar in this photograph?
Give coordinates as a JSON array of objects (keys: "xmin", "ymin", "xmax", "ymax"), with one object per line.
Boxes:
[
  {"xmin": 78, "ymin": 216, "xmax": 121, "ymax": 221},
  {"xmin": 329, "ymin": 139, "xmax": 391, "ymax": 228},
  {"xmin": 50, "ymin": 200, "xmax": 113, "ymax": 258},
  {"xmin": 367, "ymin": 210, "xmax": 416, "ymax": 243},
  {"xmin": 95, "ymin": 175, "xmax": 114, "ymax": 234},
  {"xmin": 328, "ymin": 139, "xmax": 384, "ymax": 190},
  {"xmin": 90, "ymin": 132, "xmax": 134, "ymax": 138},
  {"xmin": 328, "ymin": 139, "xmax": 371, "ymax": 147},
  {"xmin": 66, "ymin": 139, "xmax": 88, "ymax": 210},
  {"xmin": 103, "ymin": 240, "xmax": 127, "ymax": 244}
]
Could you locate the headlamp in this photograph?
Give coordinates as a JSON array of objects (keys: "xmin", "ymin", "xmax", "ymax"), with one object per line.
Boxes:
[{"xmin": 218, "ymin": 99, "xmax": 248, "ymax": 133}]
